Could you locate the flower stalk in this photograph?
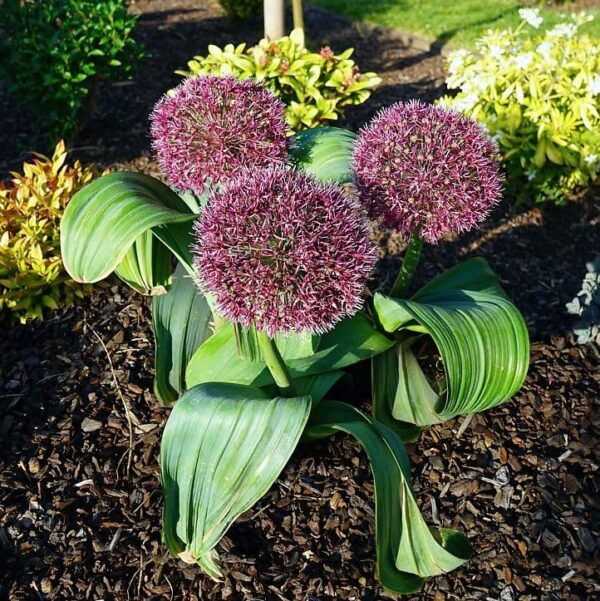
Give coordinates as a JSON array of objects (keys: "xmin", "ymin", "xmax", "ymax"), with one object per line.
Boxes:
[
  {"xmin": 256, "ymin": 330, "xmax": 295, "ymax": 396},
  {"xmin": 390, "ymin": 232, "xmax": 424, "ymax": 298}
]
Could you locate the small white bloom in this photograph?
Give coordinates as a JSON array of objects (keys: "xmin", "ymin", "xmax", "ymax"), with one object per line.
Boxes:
[
  {"xmin": 584, "ymin": 154, "xmax": 598, "ymax": 165},
  {"xmin": 536, "ymin": 41, "xmax": 553, "ymax": 59},
  {"xmin": 519, "ymin": 8, "xmax": 543, "ymax": 29},
  {"xmin": 453, "ymin": 93, "xmax": 479, "ymax": 112},
  {"xmin": 448, "ymin": 49, "xmax": 469, "ymax": 72},
  {"xmin": 492, "ymin": 132, "xmax": 503, "ymax": 143},
  {"xmin": 514, "ymin": 53, "xmax": 533, "ymax": 69},
  {"xmin": 487, "ymin": 44, "xmax": 505, "ymax": 59},
  {"xmin": 548, "ymin": 23, "xmax": 578, "ymax": 38},
  {"xmin": 472, "ymin": 73, "xmax": 494, "ymax": 91},
  {"xmin": 525, "ymin": 168, "xmax": 537, "ymax": 181},
  {"xmin": 588, "ymin": 76, "xmax": 600, "ymax": 96}
]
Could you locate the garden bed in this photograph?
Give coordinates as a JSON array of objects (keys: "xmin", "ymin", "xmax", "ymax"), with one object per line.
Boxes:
[{"xmin": 1, "ymin": 1, "xmax": 599, "ymax": 600}]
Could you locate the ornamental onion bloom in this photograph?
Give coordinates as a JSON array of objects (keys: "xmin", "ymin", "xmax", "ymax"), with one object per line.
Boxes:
[
  {"xmin": 150, "ymin": 75, "xmax": 289, "ymax": 194},
  {"xmin": 352, "ymin": 100, "xmax": 502, "ymax": 244},
  {"xmin": 193, "ymin": 166, "xmax": 376, "ymax": 336}
]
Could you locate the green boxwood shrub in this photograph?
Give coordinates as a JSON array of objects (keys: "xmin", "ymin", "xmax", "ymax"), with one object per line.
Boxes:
[
  {"xmin": 218, "ymin": 0, "xmax": 262, "ymax": 19},
  {"xmin": 0, "ymin": 0, "xmax": 146, "ymax": 140}
]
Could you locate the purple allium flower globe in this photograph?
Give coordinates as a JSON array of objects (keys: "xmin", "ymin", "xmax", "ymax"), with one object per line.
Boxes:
[
  {"xmin": 193, "ymin": 166, "xmax": 376, "ymax": 336},
  {"xmin": 150, "ymin": 75, "xmax": 289, "ymax": 194},
  {"xmin": 352, "ymin": 100, "xmax": 503, "ymax": 244}
]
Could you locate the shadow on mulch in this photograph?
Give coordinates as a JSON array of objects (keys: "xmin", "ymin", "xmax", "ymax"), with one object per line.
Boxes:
[{"xmin": 1, "ymin": 1, "xmax": 599, "ymax": 600}]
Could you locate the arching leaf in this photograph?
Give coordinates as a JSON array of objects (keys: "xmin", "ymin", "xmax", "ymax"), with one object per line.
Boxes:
[
  {"xmin": 289, "ymin": 126, "xmax": 357, "ymax": 183},
  {"xmin": 374, "ymin": 258, "xmax": 530, "ymax": 425},
  {"xmin": 114, "ymin": 229, "xmax": 173, "ymax": 295},
  {"xmin": 306, "ymin": 401, "xmax": 471, "ymax": 593},
  {"xmin": 161, "ymin": 383, "xmax": 311, "ymax": 578},
  {"xmin": 152, "ymin": 264, "xmax": 213, "ymax": 404},
  {"xmin": 60, "ymin": 171, "xmax": 194, "ymax": 284}
]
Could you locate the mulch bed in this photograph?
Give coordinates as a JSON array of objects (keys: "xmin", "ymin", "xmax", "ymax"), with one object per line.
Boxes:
[{"xmin": 1, "ymin": 1, "xmax": 599, "ymax": 600}]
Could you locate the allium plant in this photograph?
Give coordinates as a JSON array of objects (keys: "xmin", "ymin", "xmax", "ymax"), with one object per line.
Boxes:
[
  {"xmin": 353, "ymin": 100, "xmax": 502, "ymax": 245},
  {"xmin": 151, "ymin": 75, "xmax": 289, "ymax": 193},
  {"xmin": 193, "ymin": 166, "xmax": 375, "ymax": 336},
  {"xmin": 61, "ymin": 75, "xmax": 529, "ymax": 594},
  {"xmin": 353, "ymin": 100, "xmax": 503, "ymax": 297}
]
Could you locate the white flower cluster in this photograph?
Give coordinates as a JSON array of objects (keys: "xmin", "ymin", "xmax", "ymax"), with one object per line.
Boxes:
[
  {"xmin": 441, "ymin": 12, "xmax": 600, "ymax": 202},
  {"xmin": 589, "ymin": 76, "xmax": 600, "ymax": 96},
  {"xmin": 548, "ymin": 23, "xmax": 578, "ymax": 38},
  {"xmin": 519, "ymin": 8, "xmax": 543, "ymax": 29}
]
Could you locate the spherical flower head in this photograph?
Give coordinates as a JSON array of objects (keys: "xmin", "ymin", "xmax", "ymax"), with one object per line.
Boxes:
[
  {"xmin": 193, "ymin": 166, "xmax": 376, "ymax": 337},
  {"xmin": 352, "ymin": 100, "xmax": 503, "ymax": 244},
  {"xmin": 150, "ymin": 75, "xmax": 289, "ymax": 193}
]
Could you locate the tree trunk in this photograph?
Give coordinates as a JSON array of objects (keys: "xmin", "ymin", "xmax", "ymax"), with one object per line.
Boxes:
[{"xmin": 264, "ymin": 0, "xmax": 285, "ymax": 39}]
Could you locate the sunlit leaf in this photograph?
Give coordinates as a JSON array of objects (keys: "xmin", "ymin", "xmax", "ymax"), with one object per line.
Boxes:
[
  {"xmin": 306, "ymin": 401, "xmax": 471, "ymax": 593},
  {"xmin": 289, "ymin": 126, "xmax": 357, "ymax": 183},
  {"xmin": 161, "ymin": 383, "xmax": 311, "ymax": 578},
  {"xmin": 374, "ymin": 258, "xmax": 529, "ymax": 425},
  {"xmin": 61, "ymin": 172, "xmax": 194, "ymax": 284}
]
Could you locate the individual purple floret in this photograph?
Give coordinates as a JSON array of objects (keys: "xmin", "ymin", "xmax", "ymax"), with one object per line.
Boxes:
[
  {"xmin": 352, "ymin": 100, "xmax": 503, "ymax": 244},
  {"xmin": 193, "ymin": 166, "xmax": 376, "ymax": 336},
  {"xmin": 150, "ymin": 75, "xmax": 289, "ymax": 194}
]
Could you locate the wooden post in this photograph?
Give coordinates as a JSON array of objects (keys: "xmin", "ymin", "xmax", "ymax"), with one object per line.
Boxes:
[
  {"xmin": 264, "ymin": 0, "xmax": 285, "ymax": 40},
  {"xmin": 292, "ymin": 0, "xmax": 304, "ymax": 33}
]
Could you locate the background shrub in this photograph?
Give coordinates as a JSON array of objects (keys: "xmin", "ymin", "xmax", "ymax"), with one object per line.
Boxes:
[
  {"xmin": 218, "ymin": 0, "xmax": 262, "ymax": 20},
  {"xmin": 0, "ymin": 0, "xmax": 146, "ymax": 141},
  {"xmin": 178, "ymin": 29, "xmax": 381, "ymax": 131},
  {"xmin": 0, "ymin": 142, "xmax": 101, "ymax": 323},
  {"xmin": 441, "ymin": 13, "xmax": 600, "ymax": 204}
]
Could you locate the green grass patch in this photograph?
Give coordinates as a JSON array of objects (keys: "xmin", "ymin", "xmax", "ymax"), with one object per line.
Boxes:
[{"xmin": 311, "ymin": 0, "xmax": 600, "ymax": 46}]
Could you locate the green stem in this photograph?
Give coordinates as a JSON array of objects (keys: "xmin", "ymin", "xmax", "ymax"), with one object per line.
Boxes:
[
  {"xmin": 257, "ymin": 330, "xmax": 295, "ymax": 396},
  {"xmin": 390, "ymin": 232, "xmax": 424, "ymax": 298}
]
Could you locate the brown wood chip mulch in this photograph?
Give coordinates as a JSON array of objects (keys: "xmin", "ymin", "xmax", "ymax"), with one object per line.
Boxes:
[{"xmin": 1, "ymin": 1, "xmax": 599, "ymax": 600}]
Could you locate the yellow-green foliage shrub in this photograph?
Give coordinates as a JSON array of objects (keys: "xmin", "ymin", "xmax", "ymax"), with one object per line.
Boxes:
[
  {"xmin": 178, "ymin": 29, "xmax": 381, "ymax": 131},
  {"xmin": 441, "ymin": 11, "xmax": 600, "ymax": 203},
  {"xmin": 0, "ymin": 142, "xmax": 101, "ymax": 322}
]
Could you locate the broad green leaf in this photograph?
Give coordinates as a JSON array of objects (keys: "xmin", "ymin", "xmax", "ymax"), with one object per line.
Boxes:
[
  {"xmin": 289, "ymin": 126, "xmax": 357, "ymax": 183},
  {"xmin": 178, "ymin": 187, "xmax": 211, "ymax": 213},
  {"xmin": 114, "ymin": 229, "xmax": 172, "ymax": 295},
  {"xmin": 186, "ymin": 313, "xmax": 393, "ymax": 388},
  {"xmin": 306, "ymin": 401, "xmax": 471, "ymax": 593},
  {"xmin": 60, "ymin": 172, "xmax": 194, "ymax": 283},
  {"xmin": 153, "ymin": 220, "xmax": 196, "ymax": 275},
  {"xmin": 371, "ymin": 347, "xmax": 423, "ymax": 442},
  {"xmin": 234, "ymin": 323, "xmax": 317, "ymax": 362},
  {"xmin": 161, "ymin": 383, "xmax": 311, "ymax": 578},
  {"xmin": 374, "ymin": 258, "xmax": 529, "ymax": 425},
  {"xmin": 152, "ymin": 264, "xmax": 213, "ymax": 404},
  {"xmin": 293, "ymin": 370, "xmax": 344, "ymax": 405}
]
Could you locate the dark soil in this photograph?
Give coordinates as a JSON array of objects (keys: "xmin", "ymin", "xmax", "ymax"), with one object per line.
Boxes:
[{"xmin": 1, "ymin": 1, "xmax": 599, "ymax": 600}]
